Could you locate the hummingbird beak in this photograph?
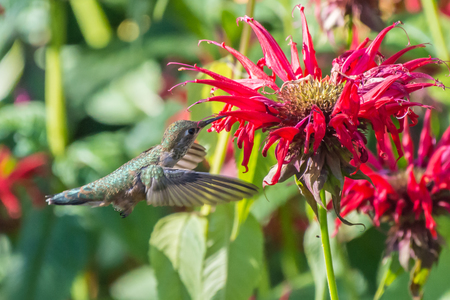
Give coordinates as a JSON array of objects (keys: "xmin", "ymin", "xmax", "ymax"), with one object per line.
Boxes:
[{"xmin": 198, "ymin": 115, "xmax": 226, "ymax": 128}]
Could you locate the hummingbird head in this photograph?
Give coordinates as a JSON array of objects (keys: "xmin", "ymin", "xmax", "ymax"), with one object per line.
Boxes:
[{"xmin": 161, "ymin": 116, "xmax": 224, "ymax": 151}]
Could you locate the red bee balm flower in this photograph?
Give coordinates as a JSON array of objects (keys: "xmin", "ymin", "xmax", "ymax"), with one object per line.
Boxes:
[
  {"xmin": 0, "ymin": 146, "xmax": 47, "ymax": 218},
  {"xmin": 171, "ymin": 5, "xmax": 443, "ymax": 211},
  {"xmin": 336, "ymin": 110, "xmax": 450, "ymax": 296}
]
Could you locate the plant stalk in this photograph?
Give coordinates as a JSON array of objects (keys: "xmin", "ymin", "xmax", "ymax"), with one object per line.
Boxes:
[
  {"xmin": 420, "ymin": 0, "xmax": 449, "ymax": 61},
  {"xmin": 234, "ymin": 0, "xmax": 256, "ymax": 76},
  {"xmin": 46, "ymin": 0, "xmax": 68, "ymax": 157},
  {"xmin": 318, "ymin": 189, "xmax": 339, "ymax": 300},
  {"xmin": 201, "ymin": 0, "xmax": 256, "ymax": 217}
]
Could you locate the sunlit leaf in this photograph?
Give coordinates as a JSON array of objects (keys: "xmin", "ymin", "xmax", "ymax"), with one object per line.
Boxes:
[
  {"xmin": 110, "ymin": 266, "xmax": 159, "ymax": 300},
  {"xmin": 150, "ymin": 212, "xmax": 207, "ymax": 300},
  {"xmin": 0, "ymin": 41, "xmax": 24, "ymax": 101}
]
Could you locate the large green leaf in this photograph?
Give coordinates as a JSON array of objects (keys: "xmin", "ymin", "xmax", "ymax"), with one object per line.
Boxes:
[
  {"xmin": 2, "ymin": 209, "xmax": 89, "ymax": 300},
  {"xmin": 203, "ymin": 205, "xmax": 263, "ymax": 300},
  {"xmin": 110, "ymin": 266, "xmax": 159, "ymax": 300},
  {"xmin": 150, "ymin": 212, "xmax": 207, "ymax": 300},
  {"xmin": 0, "ymin": 41, "xmax": 24, "ymax": 101}
]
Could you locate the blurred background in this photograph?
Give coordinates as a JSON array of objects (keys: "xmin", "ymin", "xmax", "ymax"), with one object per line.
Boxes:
[{"xmin": 0, "ymin": 0, "xmax": 450, "ymax": 299}]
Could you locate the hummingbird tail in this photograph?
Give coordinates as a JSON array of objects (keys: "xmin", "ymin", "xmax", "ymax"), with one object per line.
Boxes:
[{"xmin": 46, "ymin": 187, "xmax": 104, "ymax": 207}]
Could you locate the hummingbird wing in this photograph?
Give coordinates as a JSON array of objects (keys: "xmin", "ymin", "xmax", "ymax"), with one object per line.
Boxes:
[
  {"xmin": 143, "ymin": 167, "xmax": 258, "ymax": 207},
  {"xmin": 173, "ymin": 143, "xmax": 207, "ymax": 170}
]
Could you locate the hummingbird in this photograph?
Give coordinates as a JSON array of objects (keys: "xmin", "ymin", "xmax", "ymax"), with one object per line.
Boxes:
[{"xmin": 46, "ymin": 116, "xmax": 258, "ymax": 217}]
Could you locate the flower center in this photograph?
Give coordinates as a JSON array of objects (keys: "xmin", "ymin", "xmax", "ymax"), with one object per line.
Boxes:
[{"xmin": 276, "ymin": 78, "xmax": 343, "ymax": 125}]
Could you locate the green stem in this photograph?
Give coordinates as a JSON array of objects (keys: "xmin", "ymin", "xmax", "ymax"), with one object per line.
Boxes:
[
  {"xmin": 46, "ymin": 0, "xmax": 68, "ymax": 157},
  {"xmin": 347, "ymin": 14, "xmax": 353, "ymax": 49},
  {"xmin": 201, "ymin": 0, "xmax": 256, "ymax": 217},
  {"xmin": 318, "ymin": 190, "xmax": 339, "ymax": 300},
  {"xmin": 420, "ymin": 0, "xmax": 449, "ymax": 61},
  {"xmin": 200, "ymin": 130, "xmax": 230, "ymax": 216},
  {"xmin": 234, "ymin": 0, "xmax": 256, "ymax": 76}
]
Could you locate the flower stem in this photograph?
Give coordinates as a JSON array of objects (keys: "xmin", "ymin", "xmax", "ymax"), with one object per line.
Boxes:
[
  {"xmin": 200, "ymin": 0, "xmax": 256, "ymax": 217},
  {"xmin": 46, "ymin": 0, "xmax": 68, "ymax": 157},
  {"xmin": 318, "ymin": 189, "xmax": 339, "ymax": 300},
  {"xmin": 420, "ymin": 0, "xmax": 449, "ymax": 61},
  {"xmin": 234, "ymin": 0, "xmax": 256, "ymax": 76},
  {"xmin": 200, "ymin": 130, "xmax": 230, "ymax": 216}
]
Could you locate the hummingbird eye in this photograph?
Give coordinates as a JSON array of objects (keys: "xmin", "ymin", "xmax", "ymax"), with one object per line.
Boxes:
[{"xmin": 188, "ymin": 128, "xmax": 196, "ymax": 135}]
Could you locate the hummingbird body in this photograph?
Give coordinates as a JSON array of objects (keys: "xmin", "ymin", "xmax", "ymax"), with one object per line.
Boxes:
[{"xmin": 47, "ymin": 118, "xmax": 258, "ymax": 217}]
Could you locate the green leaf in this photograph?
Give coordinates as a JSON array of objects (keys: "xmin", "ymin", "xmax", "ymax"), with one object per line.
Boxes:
[
  {"xmin": 0, "ymin": 102, "xmax": 47, "ymax": 156},
  {"xmin": 150, "ymin": 212, "xmax": 207, "ymax": 300},
  {"xmin": 296, "ymin": 177, "xmax": 319, "ymax": 221},
  {"xmin": 231, "ymin": 131, "xmax": 263, "ymax": 240},
  {"xmin": 94, "ymin": 201, "xmax": 169, "ymax": 263},
  {"xmin": 0, "ymin": 41, "xmax": 24, "ymax": 101},
  {"xmin": 203, "ymin": 205, "xmax": 263, "ymax": 300},
  {"xmin": 0, "ymin": 235, "xmax": 12, "ymax": 284},
  {"xmin": 2, "ymin": 209, "xmax": 89, "ymax": 300},
  {"xmin": 250, "ymin": 179, "xmax": 298, "ymax": 225},
  {"xmin": 304, "ymin": 220, "xmax": 327, "ymax": 300},
  {"xmin": 85, "ymin": 61, "xmax": 164, "ymax": 125},
  {"xmin": 110, "ymin": 266, "xmax": 159, "ymax": 300},
  {"xmin": 374, "ymin": 254, "xmax": 405, "ymax": 300}
]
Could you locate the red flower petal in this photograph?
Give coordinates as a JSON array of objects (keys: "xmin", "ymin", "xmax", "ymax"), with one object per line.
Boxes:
[
  {"xmin": 417, "ymin": 110, "xmax": 435, "ymax": 167},
  {"xmin": 0, "ymin": 187, "xmax": 21, "ymax": 218},
  {"xmin": 294, "ymin": 5, "xmax": 322, "ymax": 79},
  {"xmin": 238, "ymin": 16, "xmax": 296, "ymax": 82},
  {"xmin": 198, "ymin": 40, "xmax": 278, "ymax": 86},
  {"xmin": 381, "ymin": 44, "xmax": 426, "ymax": 65},
  {"xmin": 312, "ymin": 106, "xmax": 326, "ymax": 152},
  {"xmin": 193, "ymin": 95, "xmax": 279, "ymax": 114},
  {"xmin": 350, "ymin": 21, "xmax": 402, "ymax": 75},
  {"xmin": 220, "ymin": 110, "xmax": 281, "ymax": 127},
  {"xmin": 287, "ymin": 36, "xmax": 303, "ymax": 77},
  {"xmin": 402, "ymin": 116, "xmax": 414, "ymax": 165}
]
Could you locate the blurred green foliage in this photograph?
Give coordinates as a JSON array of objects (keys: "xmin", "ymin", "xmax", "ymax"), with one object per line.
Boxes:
[{"xmin": 0, "ymin": 0, "xmax": 450, "ymax": 299}]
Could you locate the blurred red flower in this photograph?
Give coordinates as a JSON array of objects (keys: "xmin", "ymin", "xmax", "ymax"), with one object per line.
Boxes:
[
  {"xmin": 335, "ymin": 110, "xmax": 450, "ymax": 294},
  {"xmin": 0, "ymin": 146, "xmax": 47, "ymax": 218},
  {"xmin": 171, "ymin": 5, "xmax": 442, "ymax": 209}
]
